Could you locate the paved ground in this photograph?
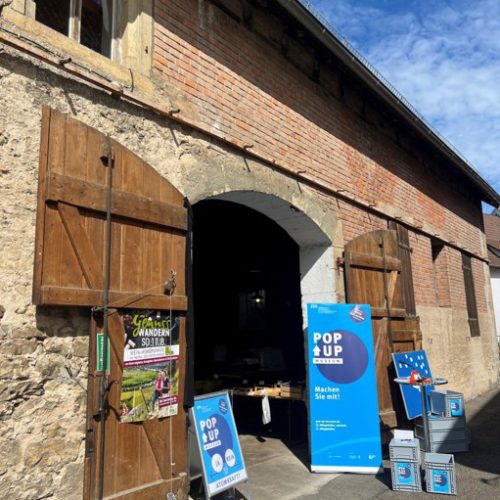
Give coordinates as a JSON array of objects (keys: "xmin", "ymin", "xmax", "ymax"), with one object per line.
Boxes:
[{"xmin": 191, "ymin": 384, "xmax": 500, "ymax": 499}]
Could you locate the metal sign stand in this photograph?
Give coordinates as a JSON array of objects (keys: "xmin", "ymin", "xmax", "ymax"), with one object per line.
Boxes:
[
  {"xmin": 394, "ymin": 377, "xmax": 448, "ymax": 452},
  {"xmin": 189, "ymin": 391, "xmax": 249, "ymax": 499}
]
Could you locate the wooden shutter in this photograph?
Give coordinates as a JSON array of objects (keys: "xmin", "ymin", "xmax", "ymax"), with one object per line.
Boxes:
[
  {"xmin": 344, "ymin": 229, "xmax": 422, "ymax": 427},
  {"xmin": 388, "ymin": 221, "xmax": 417, "ymax": 316},
  {"xmin": 462, "ymin": 253, "xmax": 480, "ymax": 337},
  {"xmin": 34, "ymin": 106, "xmax": 189, "ymax": 499},
  {"xmin": 33, "ymin": 106, "xmax": 187, "ymax": 309}
]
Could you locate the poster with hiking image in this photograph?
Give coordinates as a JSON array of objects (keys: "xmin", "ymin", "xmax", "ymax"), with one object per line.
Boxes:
[{"xmin": 119, "ymin": 310, "xmax": 180, "ymax": 423}]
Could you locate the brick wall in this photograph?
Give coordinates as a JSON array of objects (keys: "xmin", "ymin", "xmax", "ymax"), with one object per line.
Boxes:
[
  {"xmin": 336, "ymin": 200, "xmax": 387, "ymax": 242},
  {"xmin": 152, "ymin": 0, "xmax": 485, "ymax": 258}
]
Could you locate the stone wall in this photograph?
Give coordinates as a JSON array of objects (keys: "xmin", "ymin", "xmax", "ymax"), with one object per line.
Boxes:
[
  {"xmin": 0, "ymin": 308, "xmax": 89, "ymax": 500},
  {"xmin": 0, "ymin": 46, "xmax": 338, "ymax": 499}
]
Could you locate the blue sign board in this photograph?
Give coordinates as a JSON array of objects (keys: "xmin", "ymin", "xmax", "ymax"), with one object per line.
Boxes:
[
  {"xmin": 392, "ymin": 350, "xmax": 435, "ymax": 420},
  {"xmin": 307, "ymin": 303, "xmax": 382, "ymax": 474},
  {"xmin": 190, "ymin": 391, "xmax": 247, "ymax": 497}
]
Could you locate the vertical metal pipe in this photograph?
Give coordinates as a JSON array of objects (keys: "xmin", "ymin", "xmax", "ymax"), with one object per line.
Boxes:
[
  {"xmin": 98, "ymin": 142, "xmax": 113, "ymax": 500},
  {"xmin": 421, "ymin": 384, "xmax": 431, "ymax": 453}
]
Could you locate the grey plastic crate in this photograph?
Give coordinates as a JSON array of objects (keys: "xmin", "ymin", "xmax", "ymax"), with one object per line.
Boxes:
[
  {"xmin": 415, "ymin": 423, "xmax": 468, "ymax": 443},
  {"xmin": 424, "ymin": 453, "xmax": 457, "ymax": 495},
  {"xmin": 417, "ymin": 436, "xmax": 469, "ymax": 453},
  {"xmin": 416, "ymin": 414, "xmax": 467, "ymax": 431},
  {"xmin": 391, "ymin": 460, "xmax": 422, "ymax": 492},
  {"xmin": 389, "ymin": 438, "xmax": 420, "ymax": 462},
  {"xmin": 415, "ymin": 414, "xmax": 469, "ymax": 453},
  {"xmin": 430, "ymin": 390, "xmax": 465, "ymax": 417}
]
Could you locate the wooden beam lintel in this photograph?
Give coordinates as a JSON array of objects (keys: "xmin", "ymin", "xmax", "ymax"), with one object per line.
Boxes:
[
  {"xmin": 370, "ymin": 307, "xmax": 406, "ymax": 318},
  {"xmin": 47, "ymin": 172, "xmax": 187, "ymax": 231},
  {"xmin": 39, "ymin": 285, "xmax": 188, "ymax": 311},
  {"xmin": 347, "ymin": 251, "xmax": 401, "ymax": 272}
]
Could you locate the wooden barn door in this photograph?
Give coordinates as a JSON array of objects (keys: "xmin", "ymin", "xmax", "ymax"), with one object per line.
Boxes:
[
  {"xmin": 344, "ymin": 229, "xmax": 422, "ymax": 427},
  {"xmin": 33, "ymin": 107, "xmax": 189, "ymax": 499}
]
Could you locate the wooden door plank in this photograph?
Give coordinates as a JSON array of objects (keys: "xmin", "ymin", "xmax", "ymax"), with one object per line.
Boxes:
[
  {"xmin": 102, "ymin": 479, "xmax": 168, "ymax": 500},
  {"xmin": 47, "ymin": 109, "xmax": 67, "ymax": 175},
  {"xmin": 83, "ymin": 316, "xmax": 99, "ymax": 500},
  {"xmin": 171, "ymin": 233, "xmax": 186, "ymax": 297},
  {"xmin": 141, "ymin": 422, "xmax": 170, "ymax": 480},
  {"xmin": 85, "ymin": 127, "xmax": 108, "ymax": 296},
  {"xmin": 387, "ymin": 270, "xmax": 399, "ymax": 307},
  {"xmin": 109, "ymin": 219, "xmax": 122, "ymax": 292},
  {"xmin": 58, "ymin": 202, "xmax": 104, "ymax": 289},
  {"xmin": 142, "ymin": 165, "xmax": 162, "ymax": 297},
  {"xmin": 42, "ymin": 109, "xmax": 68, "ymax": 288},
  {"xmin": 141, "ymin": 226, "xmax": 162, "ymax": 296},
  {"xmin": 103, "ymin": 313, "xmax": 124, "ymax": 496},
  {"xmin": 85, "ymin": 126, "xmax": 108, "ymax": 185},
  {"xmin": 64, "ymin": 113, "xmax": 88, "ymax": 179},
  {"xmin": 33, "ymin": 106, "xmax": 51, "ymax": 304}
]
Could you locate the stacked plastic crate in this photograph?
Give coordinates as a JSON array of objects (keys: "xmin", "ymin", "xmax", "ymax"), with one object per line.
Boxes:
[
  {"xmin": 389, "ymin": 437, "xmax": 422, "ymax": 492},
  {"xmin": 415, "ymin": 390, "xmax": 469, "ymax": 453},
  {"xmin": 424, "ymin": 453, "xmax": 457, "ymax": 495}
]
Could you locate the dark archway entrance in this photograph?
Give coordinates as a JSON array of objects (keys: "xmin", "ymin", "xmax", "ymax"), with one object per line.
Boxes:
[{"xmin": 192, "ymin": 199, "xmax": 306, "ymax": 436}]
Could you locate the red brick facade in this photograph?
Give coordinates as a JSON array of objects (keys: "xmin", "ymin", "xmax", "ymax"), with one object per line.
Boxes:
[{"xmin": 152, "ymin": 0, "xmax": 489, "ymax": 316}]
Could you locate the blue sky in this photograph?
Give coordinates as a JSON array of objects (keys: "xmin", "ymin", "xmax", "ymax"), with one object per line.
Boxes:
[{"xmin": 306, "ymin": 0, "xmax": 500, "ymax": 207}]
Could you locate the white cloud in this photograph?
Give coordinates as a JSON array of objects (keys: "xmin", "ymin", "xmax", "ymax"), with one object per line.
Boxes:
[{"xmin": 307, "ymin": 0, "xmax": 500, "ymax": 196}]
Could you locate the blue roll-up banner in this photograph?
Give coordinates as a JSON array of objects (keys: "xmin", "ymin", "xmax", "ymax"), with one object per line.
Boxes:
[
  {"xmin": 307, "ymin": 303, "xmax": 382, "ymax": 474},
  {"xmin": 190, "ymin": 391, "xmax": 247, "ymax": 497}
]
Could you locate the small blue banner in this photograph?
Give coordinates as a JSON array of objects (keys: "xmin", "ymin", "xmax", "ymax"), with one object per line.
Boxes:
[
  {"xmin": 307, "ymin": 304, "xmax": 382, "ymax": 474},
  {"xmin": 395, "ymin": 462, "xmax": 416, "ymax": 485},
  {"xmin": 449, "ymin": 398, "xmax": 463, "ymax": 417},
  {"xmin": 190, "ymin": 392, "xmax": 247, "ymax": 497},
  {"xmin": 431, "ymin": 470, "xmax": 451, "ymax": 494}
]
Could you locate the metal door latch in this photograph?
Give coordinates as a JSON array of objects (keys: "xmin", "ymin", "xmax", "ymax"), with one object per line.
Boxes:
[{"xmin": 164, "ymin": 269, "xmax": 177, "ymax": 294}]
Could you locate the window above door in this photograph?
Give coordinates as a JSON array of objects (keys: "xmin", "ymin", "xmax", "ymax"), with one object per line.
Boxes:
[
  {"xmin": 8, "ymin": 0, "xmax": 153, "ymax": 75},
  {"xmin": 35, "ymin": 0, "xmax": 114, "ymax": 58}
]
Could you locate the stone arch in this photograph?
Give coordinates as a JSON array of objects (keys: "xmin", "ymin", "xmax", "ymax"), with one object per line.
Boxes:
[
  {"xmin": 178, "ymin": 152, "xmax": 345, "ymax": 320},
  {"xmin": 184, "ymin": 155, "xmax": 338, "ymax": 245}
]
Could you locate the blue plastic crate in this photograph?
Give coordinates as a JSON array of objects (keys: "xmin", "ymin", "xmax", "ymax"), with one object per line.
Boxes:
[
  {"xmin": 424, "ymin": 453, "xmax": 457, "ymax": 495},
  {"xmin": 430, "ymin": 390, "xmax": 464, "ymax": 417},
  {"xmin": 391, "ymin": 460, "xmax": 422, "ymax": 492}
]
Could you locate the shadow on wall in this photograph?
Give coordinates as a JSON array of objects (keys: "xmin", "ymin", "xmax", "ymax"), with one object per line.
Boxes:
[{"xmin": 36, "ymin": 305, "xmax": 91, "ymax": 338}]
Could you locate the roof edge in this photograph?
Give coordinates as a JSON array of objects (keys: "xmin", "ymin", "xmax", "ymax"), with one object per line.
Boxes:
[{"xmin": 276, "ymin": 0, "xmax": 499, "ymax": 207}]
